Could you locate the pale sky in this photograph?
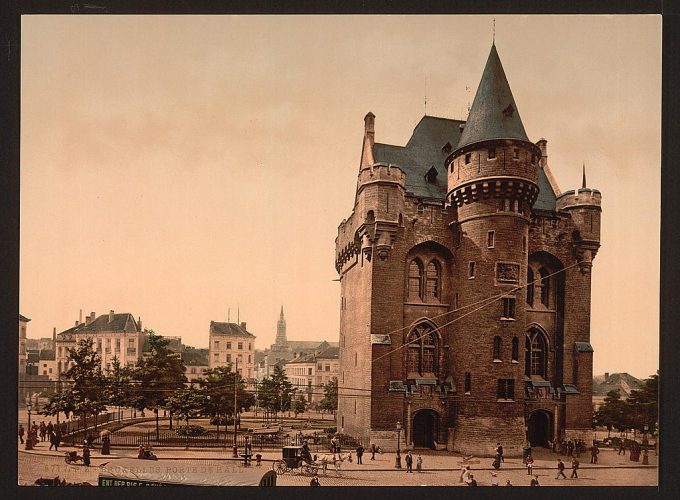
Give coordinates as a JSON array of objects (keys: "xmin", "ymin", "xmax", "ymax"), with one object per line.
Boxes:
[{"xmin": 20, "ymin": 15, "xmax": 661, "ymax": 379}]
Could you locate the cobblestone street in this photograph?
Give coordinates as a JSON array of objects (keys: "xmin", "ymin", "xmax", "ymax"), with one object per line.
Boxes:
[{"xmin": 18, "ymin": 441, "xmax": 657, "ymax": 487}]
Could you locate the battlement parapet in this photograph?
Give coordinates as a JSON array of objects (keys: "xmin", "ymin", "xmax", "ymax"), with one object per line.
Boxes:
[
  {"xmin": 556, "ymin": 188, "xmax": 602, "ymax": 211},
  {"xmin": 358, "ymin": 164, "xmax": 406, "ymax": 188}
]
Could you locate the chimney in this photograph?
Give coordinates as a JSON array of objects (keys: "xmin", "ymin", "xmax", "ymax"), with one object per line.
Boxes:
[
  {"xmin": 109, "ymin": 310, "xmax": 114, "ymax": 323},
  {"xmin": 604, "ymin": 372, "xmax": 610, "ymax": 381},
  {"xmin": 86, "ymin": 311, "xmax": 95, "ymax": 326},
  {"xmin": 74, "ymin": 320, "xmax": 78, "ymax": 326},
  {"xmin": 240, "ymin": 322, "xmax": 247, "ymax": 331},
  {"xmin": 79, "ymin": 309, "xmax": 83, "ymax": 325},
  {"xmin": 138, "ymin": 316, "xmax": 142, "ymax": 331},
  {"xmin": 360, "ymin": 112, "xmax": 376, "ymax": 167},
  {"xmin": 536, "ymin": 138, "xmax": 548, "ymax": 168}
]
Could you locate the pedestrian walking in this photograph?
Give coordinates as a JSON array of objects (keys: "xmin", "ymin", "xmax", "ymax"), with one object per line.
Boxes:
[
  {"xmin": 492, "ymin": 454, "xmax": 501, "ymax": 470},
  {"xmin": 82, "ymin": 441, "xmax": 91, "ymax": 467},
  {"xmin": 46, "ymin": 421, "xmax": 54, "ymax": 438},
  {"xmin": 465, "ymin": 474, "xmax": 477, "ymax": 486},
  {"xmin": 49, "ymin": 429, "xmax": 60, "ymax": 451},
  {"xmin": 530, "ymin": 475, "xmax": 540, "ymax": 486},
  {"xmin": 567, "ymin": 440, "xmax": 574, "ymax": 457},
  {"xmin": 39, "ymin": 422, "xmax": 47, "ymax": 442},
  {"xmin": 356, "ymin": 445, "xmax": 364, "ymax": 464},
  {"xmin": 526, "ymin": 454, "xmax": 534, "ymax": 475},
  {"xmin": 405, "ymin": 451, "xmax": 413, "ymax": 473},
  {"xmin": 570, "ymin": 457, "xmax": 579, "ymax": 479},
  {"xmin": 370, "ymin": 443, "xmax": 377, "ymax": 460},
  {"xmin": 618, "ymin": 440, "xmax": 626, "ymax": 455},
  {"xmin": 18, "ymin": 424, "xmax": 25, "ymax": 444},
  {"xmin": 555, "ymin": 458, "xmax": 567, "ymax": 479},
  {"xmin": 591, "ymin": 443, "xmax": 600, "ymax": 464},
  {"xmin": 416, "ymin": 456, "xmax": 423, "ymax": 472},
  {"xmin": 496, "ymin": 443, "xmax": 505, "ymax": 462},
  {"xmin": 490, "ymin": 471, "xmax": 499, "ymax": 486}
]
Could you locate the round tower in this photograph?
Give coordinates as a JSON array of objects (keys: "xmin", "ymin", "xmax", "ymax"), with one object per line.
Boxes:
[{"xmin": 445, "ymin": 44, "xmax": 541, "ymax": 456}]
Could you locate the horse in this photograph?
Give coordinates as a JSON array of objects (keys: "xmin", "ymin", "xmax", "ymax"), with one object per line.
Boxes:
[{"xmin": 315, "ymin": 452, "xmax": 352, "ymax": 475}]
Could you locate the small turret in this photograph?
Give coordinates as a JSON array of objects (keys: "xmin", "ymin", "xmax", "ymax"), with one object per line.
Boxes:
[{"xmin": 556, "ymin": 165, "xmax": 602, "ymax": 274}]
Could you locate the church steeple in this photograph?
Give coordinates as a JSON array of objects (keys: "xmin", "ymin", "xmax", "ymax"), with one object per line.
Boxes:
[
  {"xmin": 275, "ymin": 305, "xmax": 287, "ymax": 348},
  {"xmin": 582, "ymin": 163, "xmax": 587, "ymax": 189},
  {"xmin": 456, "ymin": 44, "xmax": 529, "ymax": 152}
]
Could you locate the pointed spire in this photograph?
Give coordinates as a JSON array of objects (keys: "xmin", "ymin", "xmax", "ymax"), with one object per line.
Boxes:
[
  {"xmin": 280, "ymin": 305, "xmax": 284, "ymax": 319},
  {"xmin": 456, "ymin": 44, "xmax": 530, "ymax": 151},
  {"xmin": 237, "ymin": 305, "xmax": 240, "ymax": 324},
  {"xmin": 228, "ymin": 307, "xmax": 230, "ymax": 322},
  {"xmin": 582, "ymin": 162, "xmax": 587, "ymax": 189}
]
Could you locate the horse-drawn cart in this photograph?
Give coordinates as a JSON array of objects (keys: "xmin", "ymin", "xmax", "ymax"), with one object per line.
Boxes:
[{"xmin": 272, "ymin": 446, "xmax": 320, "ymax": 475}]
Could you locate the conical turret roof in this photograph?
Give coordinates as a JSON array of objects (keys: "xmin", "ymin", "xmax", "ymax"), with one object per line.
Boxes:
[{"xmin": 456, "ymin": 44, "xmax": 529, "ymax": 151}]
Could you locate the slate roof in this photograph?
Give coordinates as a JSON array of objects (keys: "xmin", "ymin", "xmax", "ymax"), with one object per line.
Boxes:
[
  {"xmin": 181, "ymin": 348, "xmax": 209, "ymax": 366},
  {"xmin": 288, "ymin": 346, "xmax": 339, "ymax": 364},
  {"xmin": 210, "ymin": 321, "xmax": 256, "ymax": 338},
  {"xmin": 77, "ymin": 313, "xmax": 141, "ymax": 333},
  {"xmin": 456, "ymin": 44, "xmax": 529, "ymax": 151},
  {"xmin": 373, "ymin": 116, "xmax": 464, "ymax": 201},
  {"xmin": 39, "ymin": 349, "xmax": 55, "ymax": 361},
  {"xmin": 535, "ymin": 168, "xmax": 557, "ymax": 210},
  {"xmin": 592, "ymin": 372, "xmax": 642, "ymax": 397}
]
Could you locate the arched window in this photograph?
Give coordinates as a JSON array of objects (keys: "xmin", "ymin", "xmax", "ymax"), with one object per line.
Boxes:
[
  {"xmin": 493, "ymin": 336, "xmax": 502, "ymax": 361},
  {"xmin": 366, "ymin": 210, "xmax": 375, "ymax": 223},
  {"xmin": 408, "ymin": 259, "xmax": 424, "ymax": 301},
  {"xmin": 512, "ymin": 337, "xmax": 519, "ymax": 362},
  {"xmin": 525, "ymin": 329, "xmax": 548, "ymax": 378},
  {"xmin": 527, "ymin": 267, "xmax": 535, "ymax": 306},
  {"xmin": 539, "ymin": 267, "xmax": 551, "ymax": 307},
  {"xmin": 425, "ymin": 260, "xmax": 441, "ymax": 301},
  {"xmin": 406, "ymin": 324, "xmax": 439, "ymax": 376}
]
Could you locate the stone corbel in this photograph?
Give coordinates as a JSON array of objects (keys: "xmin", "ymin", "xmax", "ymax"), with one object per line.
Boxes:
[{"xmin": 574, "ymin": 242, "xmax": 599, "ymax": 274}]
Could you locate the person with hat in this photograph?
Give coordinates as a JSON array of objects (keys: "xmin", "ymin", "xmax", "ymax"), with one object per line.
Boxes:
[{"xmin": 82, "ymin": 441, "xmax": 91, "ymax": 467}]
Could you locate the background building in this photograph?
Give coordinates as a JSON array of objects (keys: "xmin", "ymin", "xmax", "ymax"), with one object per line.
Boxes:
[
  {"xmin": 182, "ymin": 346, "xmax": 210, "ymax": 382},
  {"xmin": 56, "ymin": 310, "xmax": 146, "ymax": 375},
  {"xmin": 336, "ymin": 43, "xmax": 600, "ymax": 455},
  {"xmin": 19, "ymin": 314, "xmax": 29, "ymax": 374},
  {"xmin": 284, "ymin": 346, "xmax": 339, "ymax": 403},
  {"xmin": 208, "ymin": 320, "xmax": 256, "ymax": 379}
]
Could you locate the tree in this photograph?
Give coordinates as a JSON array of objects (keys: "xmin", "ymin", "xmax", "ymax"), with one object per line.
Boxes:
[
  {"xmin": 133, "ymin": 331, "xmax": 187, "ymax": 438},
  {"xmin": 62, "ymin": 338, "xmax": 107, "ymax": 435},
  {"xmin": 105, "ymin": 357, "xmax": 135, "ymax": 421},
  {"xmin": 165, "ymin": 386, "xmax": 206, "ymax": 430},
  {"xmin": 271, "ymin": 365, "xmax": 296, "ymax": 417},
  {"xmin": 199, "ymin": 366, "xmax": 253, "ymax": 440},
  {"xmin": 595, "ymin": 389, "xmax": 627, "ymax": 437},
  {"xmin": 256, "ymin": 366, "xmax": 296, "ymax": 421},
  {"xmin": 41, "ymin": 389, "xmax": 75, "ymax": 425},
  {"xmin": 626, "ymin": 372, "xmax": 658, "ymax": 433},
  {"xmin": 318, "ymin": 378, "xmax": 338, "ymax": 418},
  {"xmin": 292, "ymin": 396, "xmax": 308, "ymax": 417}
]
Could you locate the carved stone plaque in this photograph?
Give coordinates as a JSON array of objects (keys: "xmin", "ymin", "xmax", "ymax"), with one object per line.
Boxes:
[{"xmin": 496, "ymin": 262, "xmax": 520, "ymax": 283}]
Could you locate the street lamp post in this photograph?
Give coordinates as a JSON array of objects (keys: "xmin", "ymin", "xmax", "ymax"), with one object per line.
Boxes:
[
  {"xmin": 394, "ymin": 420, "xmax": 402, "ymax": 469},
  {"xmin": 25, "ymin": 401, "xmax": 33, "ymax": 450}
]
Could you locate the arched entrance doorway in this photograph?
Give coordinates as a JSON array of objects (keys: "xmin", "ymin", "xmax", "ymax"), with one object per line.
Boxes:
[
  {"xmin": 527, "ymin": 410, "xmax": 553, "ymax": 447},
  {"xmin": 412, "ymin": 410, "xmax": 438, "ymax": 448}
]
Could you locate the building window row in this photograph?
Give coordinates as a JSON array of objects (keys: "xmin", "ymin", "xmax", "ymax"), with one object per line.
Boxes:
[{"xmin": 406, "ymin": 324, "xmax": 439, "ymax": 376}]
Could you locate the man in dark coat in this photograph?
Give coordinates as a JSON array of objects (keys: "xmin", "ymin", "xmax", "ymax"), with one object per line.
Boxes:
[
  {"xmin": 370, "ymin": 443, "xmax": 377, "ymax": 460},
  {"xmin": 555, "ymin": 458, "xmax": 567, "ymax": 479},
  {"xmin": 356, "ymin": 445, "xmax": 364, "ymax": 464},
  {"xmin": 570, "ymin": 457, "xmax": 580, "ymax": 478},
  {"xmin": 49, "ymin": 429, "xmax": 61, "ymax": 451},
  {"xmin": 405, "ymin": 451, "xmax": 413, "ymax": 472},
  {"xmin": 82, "ymin": 442, "xmax": 91, "ymax": 467},
  {"xmin": 591, "ymin": 443, "xmax": 600, "ymax": 464},
  {"xmin": 18, "ymin": 424, "xmax": 25, "ymax": 444}
]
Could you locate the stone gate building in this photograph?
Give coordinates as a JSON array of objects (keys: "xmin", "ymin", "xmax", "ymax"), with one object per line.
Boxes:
[{"xmin": 335, "ymin": 44, "xmax": 601, "ymax": 456}]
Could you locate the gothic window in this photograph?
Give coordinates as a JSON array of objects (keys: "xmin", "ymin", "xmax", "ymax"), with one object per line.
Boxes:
[
  {"xmin": 406, "ymin": 324, "xmax": 439, "ymax": 377},
  {"xmin": 468, "ymin": 261, "xmax": 476, "ymax": 279},
  {"xmin": 464, "ymin": 372, "xmax": 472, "ymax": 393},
  {"xmin": 493, "ymin": 336, "xmax": 502, "ymax": 361},
  {"xmin": 425, "ymin": 260, "xmax": 441, "ymax": 301},
  {"xmin": 512, "ymin": 337, "xmax": 519, "ymax": 362},
  {"xmin": 525, "ymin": 329, "xmax": 548, "ymax": 378},
  {"xmin": 408, "ymin": 259, "xmax": 424, "ymax": 301},
  {"xmin": 527, "ymin": 267, "xmax": 535, "ymax": 306}
]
